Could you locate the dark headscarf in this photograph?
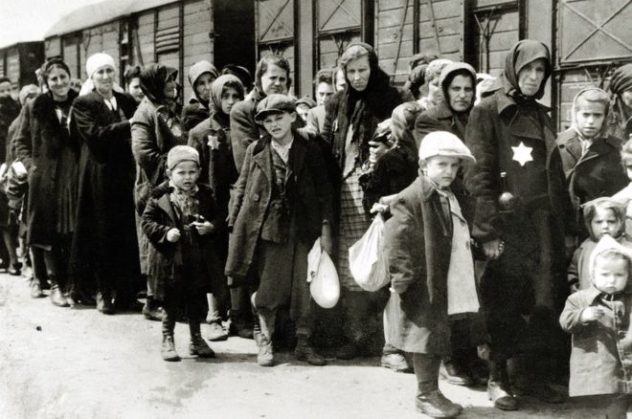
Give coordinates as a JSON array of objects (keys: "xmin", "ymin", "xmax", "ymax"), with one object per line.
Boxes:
[
  {"xmin": 41, "ymin": 57, "xmax": 72, "ymax": 88},
  {"xmin": 139, "ymin": 63, "xmax": 178, "ymax": 105},
  {"xmin": 503, "ymin": 39, "xmax": 551, "ymax": 101},
  {"xmin": 610, "ymin": 64, "xmax": 632, "ymax": 96},
  {"xmin": 608, "ymin": 64, "xmax": 632, "ymax": 136},
  {"xmin": 209, "ymin": 74, "xmax": 244, "ymax": 116}
]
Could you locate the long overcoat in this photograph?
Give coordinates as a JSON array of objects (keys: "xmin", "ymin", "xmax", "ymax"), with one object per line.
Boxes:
[
  {"xmin": 225, "ymin": 134, "xmax": 333, "ymax": 279},
  {"xmin": 13, "ymin": 90, "xmax": 79, "ymax": 245},
  {"xmin": 383, "ymin": 176, "xmax": 476, "ymax": 354}
]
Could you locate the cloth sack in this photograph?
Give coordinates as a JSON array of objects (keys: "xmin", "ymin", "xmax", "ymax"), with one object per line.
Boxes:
[
  {"xmin": 348, "ymin": 214, "xmax": 389, "ymax": 291},
  {"xmin": 307, "ymin": 238, "xmax": 340, "ymax": 308}
]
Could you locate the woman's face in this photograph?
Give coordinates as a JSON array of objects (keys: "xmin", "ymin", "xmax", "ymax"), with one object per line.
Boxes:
[
  {"xmin": 621, "ymin": 89, "xmax": 632, "ymax": 109},
  {"xmin": 220, "ymin": 87, "xmax": 241, "ymax": 115},
  {"xmin": 47, "ymin": 67, "xmax": 71, "ymax": 101},
  {"xmin": 345, "ymin": 55, "xmax": 371, "ymax": 92},
  {"xmin": 517, "ymin": 59, "xmax": 546, "ymax": 97},
  {"xmin": 194, "ymin": 72, "xmax": 215, "ymax": 102},
  {"xmin": 162, "ymin": 76, "xmax": 178, "ymax": 100},
  {"xmin": 127, "ymin": 77, "xmax": 144, "ymax": 103},
  {"xmin": 447, "ymin": 74, "xmax": 474, "ymax": 112},
  {"xmin": 260, "ymin": 64, "xmax": 289, "ymax": 96},
  {"xmin": 92, "ymin": 65, "xmax": 115, "ymax": 95}
]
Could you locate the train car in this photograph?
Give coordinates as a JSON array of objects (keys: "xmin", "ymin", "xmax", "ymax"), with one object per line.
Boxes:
[
  {"xmin": 44, "ymin": 0, "xmax": 256, "ymax": 103},
  {"xmin": 0, "ymin": 42, "xmax": 45, "ymax": 96}
]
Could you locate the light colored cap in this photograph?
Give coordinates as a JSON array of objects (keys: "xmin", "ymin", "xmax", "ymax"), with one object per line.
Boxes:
[{"xmin": 418, "ymin": 131, "xmax": 476, "ymax": 164}]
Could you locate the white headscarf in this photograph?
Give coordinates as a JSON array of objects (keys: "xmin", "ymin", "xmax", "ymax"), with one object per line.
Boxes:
[{"xmin": 79, "ymin": 52, "xmax": 123, "ymax": 96}]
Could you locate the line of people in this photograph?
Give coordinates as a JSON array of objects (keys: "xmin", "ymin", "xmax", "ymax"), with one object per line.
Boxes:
[{"xmin": 2, "ymin": 38, "xmax": 632, "ymax": 418}]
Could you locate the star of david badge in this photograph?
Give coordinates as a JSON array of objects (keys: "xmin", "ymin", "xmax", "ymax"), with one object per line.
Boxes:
[{"xmin": 512, "ymin": 142, "xmax": 533, "ymax": 167}]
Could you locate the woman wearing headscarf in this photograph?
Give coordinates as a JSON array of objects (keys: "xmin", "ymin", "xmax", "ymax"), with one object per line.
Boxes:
[
  {"xmin": 70, "ymin": 52, "xmax": 140, "ymax": 315},
  {"xmin": 13, "ymin": 58, "xmax": 79, "ymax": 307},
  {"xmin": 608, "ymin": 64, "xmax": 632, "ymax": 140},
  {"xmin": 321, "ymin": 42, "xmax": 412, "ymax": 360},
  {"xmin": 182, "ymin": 60, "xmax": 219, "ymax": 140},
  {"xmin": 464, "ymin": 40, "xmax": 575, "ymax": 411},
  {"xmin": 131, "ymin": 63, "xmax": 182, "ymax": 321},
  {"xmin": 188, "ymin": 74, "xmax": 244, "ymax": 339}
]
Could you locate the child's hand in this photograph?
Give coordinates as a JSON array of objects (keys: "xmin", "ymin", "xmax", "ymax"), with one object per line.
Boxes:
[
  {"xmin": 166, "ymin": 228, "xmax": 181, "ymax": 242},
  {"xmin": 580, "ymin": 306, "xmax": 605, "ymax": 323},
  {"xmin": 193, "ymin": 221, "xmax": 215, "ymax": 236}
]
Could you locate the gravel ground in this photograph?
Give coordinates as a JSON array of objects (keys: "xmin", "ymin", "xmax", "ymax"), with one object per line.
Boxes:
[{"xmin": 0, "ymin": 274, "xmax": 622, "ymax": 419}]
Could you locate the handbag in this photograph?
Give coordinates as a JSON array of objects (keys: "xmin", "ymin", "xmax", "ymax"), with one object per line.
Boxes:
[
  {"xmin": 307, "ymin": 238, "xmax": 340, "ymax": 308},
  {"xmin": 348, "ymin": 214, "xmax": 389, "ymax": 291}
]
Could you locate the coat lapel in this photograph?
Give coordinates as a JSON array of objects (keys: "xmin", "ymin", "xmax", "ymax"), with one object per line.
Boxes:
[
  {"xmin": 252, "ymin": 139, "xmax": 272, "ymax": 182},
  {"xmin": 157, "ymin": 194, "xmax": 178, "ymax": 227}
]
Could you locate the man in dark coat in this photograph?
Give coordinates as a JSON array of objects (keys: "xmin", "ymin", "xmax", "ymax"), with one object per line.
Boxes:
[{"xmin": 464, "ymin": 40, "xmax": 575, "ymax": 410}]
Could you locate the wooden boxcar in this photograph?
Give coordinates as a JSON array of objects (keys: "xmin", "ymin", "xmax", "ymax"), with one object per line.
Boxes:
[{"xmin": 0, "ymin": 42, "xmax": 45, "ymax": 96}]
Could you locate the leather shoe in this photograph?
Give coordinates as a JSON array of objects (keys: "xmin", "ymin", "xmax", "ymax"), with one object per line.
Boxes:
[
  {"xmin": 207, "ymin": 321, "xmax": 229, "ymax": 342},
  {"xmin": 96, "ymin": 292, "xmax": 115, "ymax": 315},
  {"xmin": 440, "ymin": 360, "xmax": 473, "ymax": 386},
  {"xmin": 416, "ymin": 390, "xmax": 462, "ymax": 418},
  {"xmin": 50, "ymin": 285, "xmax": 69, "ymax": 307},
  {"xmin": 142, "ymin": 303, "xmax": 164, "ymax": 321},
  {"xmin": 161, "ymin": 335, "xmax": 180, "ymax": 362},
  {"xmin": 295, "ymin": 343, "xmax": 327, "ymax": 366},
  {"xmin": 381, "ymin": 353, "xmax": 412, "ymax": 373},
  {"xmin": 488, "ymin": 379, "xmax": 518, "ymax": 411},
  {"xmin": 256, "ymin": 335, "xmax": 274, "ymax": 367},
  {"xmin": 29, "ymin": 280, "xmax": 45, "ymax": 298},
  {"xmin": 189, "ymin": 335, "xmax": 215, "ymax": 358}
]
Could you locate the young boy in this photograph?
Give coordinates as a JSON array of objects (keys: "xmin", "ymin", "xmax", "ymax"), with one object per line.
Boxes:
[
  {"xmin": 557, "ymin": 87, "xmax": 628, "ymax": 235},
  {"xmin": 142, "ymin": 145, "xmax": 223, "ymax": 361},
  {"xmin": 568, "ymin": 198, "xmax": 632, "ymax": 291},
  {"xmin": 383, "ymin": 131, "xmax": 483, "ymax": 418},
  {"xmin": 225, "ymin": 94, "xmax": 333, "ymax": 367},
  {"xmin": 560, "ymin": 235, "xmax": 632, "ymax": 419}
]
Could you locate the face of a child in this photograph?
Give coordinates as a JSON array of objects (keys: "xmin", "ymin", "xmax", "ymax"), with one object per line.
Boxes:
[
  {"xmin": 424, "ymin": 156, "xmax": 461, "ymax": 189},
  {"xmin": 262, "ymin": 111, "xmax": 295, "ymax": 141},
  {"xmin": 0, "ymin": 81, "xmax": 12, "ymax": 98},
  {"xmin": 575, "ymin": 98, "xmax": 606, "ymax": 139},
  {"xmin": 593, "ymin": 255, "xmax": 629, "ymax": 295},
  {"xmin": 296, "ymin": 104, "xmax": 310, "ymax": 122},
  {"xmin": 169, "ymin": 161, "xmax": 200, "ymax": 192},
  {"xmin": 220, "ymin": 87, "xmax": 241, "ymax": 115},
  {"xmin": 591, "ymin": 207, "xmax": 622, "ymax": 240}
]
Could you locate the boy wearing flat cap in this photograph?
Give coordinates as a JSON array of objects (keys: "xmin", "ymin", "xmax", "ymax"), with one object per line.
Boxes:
[
  {"xmin": 225, "ymin": 94, "xmax": 334, "ymax": 367},
  {"xmin": 384, "ymin": 131, "xmax": 485, "ymax": 418},
  {"xmin": 142, "ymin": 145, "xmax": 225, "ymax": 361}
]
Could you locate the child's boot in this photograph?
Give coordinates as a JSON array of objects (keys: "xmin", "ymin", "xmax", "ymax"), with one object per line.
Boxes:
[
  {"xmin": 414, "ymin": 353, "xmax": 462, "ymax": 418},
  {"xmin": 161, "ymin": 311, "xmax": 180, "ymax": 362},
  {"xmin": 488, "ymin": 359, "xmax": 517, "ymax": 411},
  {"xmin": 255, "ymin": 308, "xmax": 275, "ymax": 367},
  {"xmin": 188, "ymin": 320, "xmax": 215, "ymax": 358},
  {"xmin": 49, "ymin": 276, "xmax": 69, "ymax": 307},
  {"xmin": 295, "ymin": 333, "xmax": 326, "ymax": 366}
]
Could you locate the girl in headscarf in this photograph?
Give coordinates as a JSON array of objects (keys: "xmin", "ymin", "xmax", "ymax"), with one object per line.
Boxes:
[
  {"xmin": 321, "ymin": 42, "xmax": 412, "ymax": 360},
  {"xmin": 131, "ymin": 63, "xmax": 183, "ymax": 321},
  {"xmin": 70, "ymin": 52, "xmax": 140, "ymax": 315},
  {"xmin": 188, "ymin": 74, "xmax": 244, "ymax": 340},
  {"xmin": 464, "ymin": 40, "xmax": 575, "ymax": 411},
  {"xmin": 13, "ymin": 58, "xmax": 78, "ymax": 306},
  {"xmin": 608, "ymin": 64, "xmax": 632, "ymax": 140}
]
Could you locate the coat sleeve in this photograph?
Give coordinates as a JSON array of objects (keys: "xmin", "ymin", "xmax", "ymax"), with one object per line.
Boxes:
[
  {"xmin": 227, "ymin": 143, "xmax": 253, "ymax": 229},
  {"xmin": 230, "ymin": 100, "xmax": 258, "ymax": 174},
  {"xmin": 72, "ymin": 97, "xmax": 131, "ymax": 161},
  {"xmin": 131, "ymin": 114, "xmax": 166, "ymax": 184},
  {"xmin": 384, "ymin": 197, "xmax": 421, "ymax": 294},
  {"xmin": 141, "ymin": 197, "xmax": 173, "ymax": 251},
  {"xmin": 413, "ymin": 113, "xmax": 445, "ymax": 150},
  {"xmin": 464, "ymin": 104, "xmax": 501, "ymax": 243},
  {"xmin": 12, "ymin": 104, "xmax": 33, "ymax": 170},
  {"xmin": 320, "ymin": 92, "xmax": 340, "ymax": 148},
  {"xmin": 559, "ymin": 293, "xmax": 590, "ymax": 333}
]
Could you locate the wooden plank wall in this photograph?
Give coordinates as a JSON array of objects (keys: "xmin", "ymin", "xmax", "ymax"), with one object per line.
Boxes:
[
  {"xmin": 183, "ymin": 0, "xmax": 214, "ymax": 103},
  {"xmin": 81, "ymin": 22, "xmax": 120, "ymax": 79},
  {"xmin": 45, "ymin": 37, "xmax": 62, "ymax": 59},
  {"xmin": 136, "ymin": 11, "xmax": 156, "ymax": 68}
]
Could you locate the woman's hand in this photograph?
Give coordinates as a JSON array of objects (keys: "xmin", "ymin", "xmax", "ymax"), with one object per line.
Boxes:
[
  {"xmin": 482, "ymin": 239, "xmax": 504, "ymax": 260},
  {"xmin": 166, "ymin": 228, "xmax": 181, "ymax": 242},
  {"xmin": 192, "ymin": 221, "xmax": 215, "ymax": 236},
  {"xmin": 370, "ymin": 203, "xmax": 388, "ymax": 214}
]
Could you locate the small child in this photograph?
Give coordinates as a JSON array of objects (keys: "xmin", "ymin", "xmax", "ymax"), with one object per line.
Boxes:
[
  {"xmin": 612, "ymin": 138, "xmax": 632, "ymax": 238},
  {"xmin": 225, "ymin": 94, "xmax": 333, "ymax": 367},
  {"xmin": 560, "ymin": 235, "xmax": 632, "ymax": 419},
  {"xmin": 383, "ymin": 131, "xmax": 482, "ymax": 418},
  {"xmin": 142, "ymin": 145, "xmax": 222, "ymax": 361},
  {"xmin": 568, "ymin": 197, "xmax": 632, "ymax": 291}
]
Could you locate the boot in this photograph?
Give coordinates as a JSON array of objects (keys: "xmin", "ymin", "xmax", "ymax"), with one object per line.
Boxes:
[
  {"xmin": 295, "ymin": 334, "xmax": 326, "ymax": 366},
  {"xmin": 188, "ymin": 320, "xmax": 215, "ymax": 358},
  {"xmin": 229, "ymin": 309, "xmax": 254, "ymax": 339},
  {"xmin": 415, "ymin": 390, "xmax": 462, "ymax": 418},
  {"xmin": 96, "ymin": 291, "xmax": 115, "ymax": 314},
  {"xmin": 255, "ymin": 309, "xmax": 275, "ymax": 367},
  {"xmin": 440, "ymin": 358, "xmax": 473, "ymax": 386},
  {"xmin": 142, "ymin": 298, "xmax": 164, "ymax": 321},
  {"xmin": 161, "ymin": 309, "xmax": 180, "ymax": 361},
  {"xmin": 49, "ymin": 279, "xmax": 69, "ymax": 307},
  {"xmin": 488, "ymin": 359, "xmax": 518, "ymax": 411},
  {"xmin": 29, "ymin": 279, "xmax": 44, "ymax": 298}
]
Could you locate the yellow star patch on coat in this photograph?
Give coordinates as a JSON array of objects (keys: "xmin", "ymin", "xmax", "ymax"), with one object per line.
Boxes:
[{"xmin": 512, "ymin": 142, "xmax": 533, "ymax": 167}]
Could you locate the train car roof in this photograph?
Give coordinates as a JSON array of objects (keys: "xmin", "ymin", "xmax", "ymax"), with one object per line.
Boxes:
[{"xmin": 45, "ymin": 0, "xmax": 178, "ymax": 38}]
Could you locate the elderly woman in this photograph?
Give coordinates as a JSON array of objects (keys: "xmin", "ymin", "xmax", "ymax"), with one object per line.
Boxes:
[
  {"xmin": 464, "ymin": 40, "xmax": 574, "ymax": 411},
  {"xmin": 321, "ymin": 42, "xmax": 411, "ymax": 360},
  {"xmin": 130, "ymin": 63, "xmax": 182, "ymax": 321},
  {"xmin": 70, "ymin": 52, "xmax": 140, "ymax": 314},
  {"xmin": 608, "ymin": 64, "xmax": 632, "ymax": 140},
  {"xmin": 13, "ymin": 58, "xmax": 79, "ymax": 307},
  {"xmin": 182, "ymin": 60, "xmax": 219, "ymax": 140}
]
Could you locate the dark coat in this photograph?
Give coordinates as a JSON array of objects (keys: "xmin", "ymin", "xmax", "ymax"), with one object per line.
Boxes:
[
  {"xmin": 414, "ymin": 103, "xmax": 469, "ymax": 149},
  {"xmin": 181, "ymin": 98, "xmax": 209, "ymax": 141},
  {"xmin": 188, "ymin": 111, "xmax": 238, "ymax": 220},
  {"xmin": 560, "ymin": 286, "xmax": 632, "ymax": 396},
  {"xmin": 225, "ymin": 134, "xmax": 333, "ymax": 279},
  {"xmin": 13, "ymin": 91, "xmax": 80, "ymax": 245},
  {"xmin": 0, "ymin": 97, "xmax": 20, "ymax": 164},
  {"xmin": 69, "ymin": 91, "xmax": 140, "ymax": 287},
  {"xmin": 556, "ymin": 128, "xmax": 627, "ymax": 210},
  {"xmin": 229, "ymin": 88, "xmax": 264, "ymax": 173},
  {"xmin": 141, "ymin": 182, "xmax": 225, "ymax": 301},
  {"xmin": 384, "ymin": 176, "xmax": 476, "ymax": 354}
]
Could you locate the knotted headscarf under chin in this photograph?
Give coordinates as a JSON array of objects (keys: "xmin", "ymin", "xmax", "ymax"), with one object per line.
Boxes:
[{"xmin": 503, "ymin": 39, "xmax": 551, "ymax": 101}]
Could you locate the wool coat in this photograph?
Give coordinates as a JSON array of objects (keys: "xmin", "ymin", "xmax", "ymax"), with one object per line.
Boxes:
[
  {"xmin": 141, "ymin": 182, "xmax": 225, "ymax": 301},
  {"xmin": 0, "ymin": 96, "xmax": 20, "ymax": 164},
  {"xmin": 557, "ymin": 128, "xmax": 627, "ymax": 211},
  {"xmin": 14, "ymin": 91, "xmax": 80, "ymax": 245},
  {"xmin": 229, "ymin": 87, "xmax": 265, "ymax": 173},
  {"xmin": 383, "ymin": 176, "xmax": 477, "ymax": 354},
  {"xmin": 225, "ymin": 133, "xmax": 333, "ymax": 279},
  {"xmin": 181, "ymin": 98, "xmax": 209, "ymax": 141},
  {"xmin": 560, "ymin": 286, "xmax": 632, "ymax": 396},
  {"xmin": 69, "ymin": 90, "xmax": 140, "ymax": 295}
]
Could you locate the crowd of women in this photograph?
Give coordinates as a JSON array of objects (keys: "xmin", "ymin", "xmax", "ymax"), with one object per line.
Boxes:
[{"xmin": 3, "ymin": 36, "xmax": 632, "ymax": 417}]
